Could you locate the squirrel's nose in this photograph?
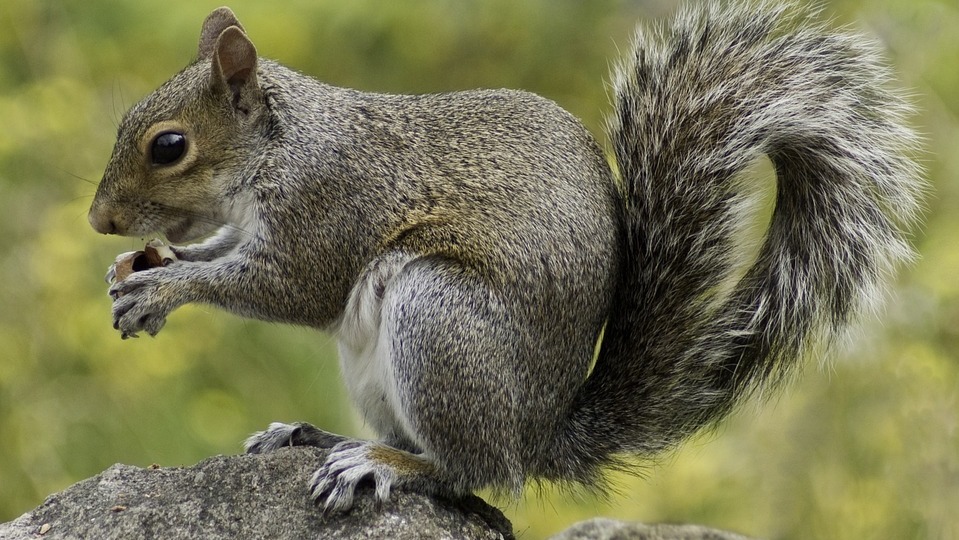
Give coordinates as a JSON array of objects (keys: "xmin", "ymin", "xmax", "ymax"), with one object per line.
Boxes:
[{"xmin": 88, "ymin": 206, "xmax": 118, "ymax": 235}]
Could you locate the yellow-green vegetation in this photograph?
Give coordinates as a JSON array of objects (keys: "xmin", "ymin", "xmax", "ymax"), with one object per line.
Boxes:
[{"xmin": 0, "ymin": 1, "xmax": 955, "ymax": 538}]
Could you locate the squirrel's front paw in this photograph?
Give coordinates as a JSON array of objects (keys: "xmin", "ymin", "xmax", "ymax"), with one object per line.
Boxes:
[
  {"xmin": 245, "ymin": 422, "xmax": 348, "ymax": 453},
  {"xmin": 108, "ymin": 270, "xmax": 180, "ymax": 338}
]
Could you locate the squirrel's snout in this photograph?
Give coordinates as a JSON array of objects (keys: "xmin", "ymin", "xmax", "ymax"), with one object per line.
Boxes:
[{"xmin": 88, "ymin": 205, "xmax": 119, "ymax": 235}]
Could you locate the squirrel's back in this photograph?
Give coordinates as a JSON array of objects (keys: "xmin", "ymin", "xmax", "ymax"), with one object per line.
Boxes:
[{"xmin": 262, "ymin": 60, "xmax": 620, "ymax": 266}]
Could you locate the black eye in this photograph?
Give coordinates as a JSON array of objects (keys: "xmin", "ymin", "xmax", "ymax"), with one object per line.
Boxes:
[{"xmin": 150, "ymin": 132, "xmax": 186, "ymax": 165}]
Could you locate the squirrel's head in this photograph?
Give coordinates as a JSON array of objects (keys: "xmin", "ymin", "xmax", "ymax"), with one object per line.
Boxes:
[{"xmin": 89, "ymin": 7, "xmax": 265, "ymax": 243}]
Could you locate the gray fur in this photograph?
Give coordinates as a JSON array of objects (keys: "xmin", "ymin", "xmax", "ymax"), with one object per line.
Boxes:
[{"xmin": 90, "ymin": 2, "xmax": 922, "ymax": 512}]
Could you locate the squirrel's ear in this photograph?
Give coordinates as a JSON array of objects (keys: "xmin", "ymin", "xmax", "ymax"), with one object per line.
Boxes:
[
  {"xmin": 211, "ymin": 26, "xmax": 259, "ymax": 114},
  {"xmin": 198, "ymin": 7, "xmax": 245, "ymax": 59}
]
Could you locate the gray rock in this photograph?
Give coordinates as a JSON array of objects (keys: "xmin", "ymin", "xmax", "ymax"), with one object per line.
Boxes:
[
  {"xmin": 548, "ymin": 518, "xmax": 754, "ymax": 540},
  {"xmin": 0, "ymin": 447, "xmax": 513, "ymax": 540}
]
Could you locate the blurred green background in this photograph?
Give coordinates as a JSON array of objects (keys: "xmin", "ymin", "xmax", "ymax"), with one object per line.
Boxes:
[{"xmin": 0, "ymin": 0, "xmax": 956, "ymax": 538}]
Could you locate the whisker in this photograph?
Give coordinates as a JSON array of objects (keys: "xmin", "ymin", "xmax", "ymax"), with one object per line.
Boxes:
[
  {"xmin": 111, "ymin": 79, "xmax": 120, "ymax": 129},
  {"xmin": 58, "ymin": 167, "xmax": 98, "ymax": 187},
  {"xmin": 67, "ymin": 193, "xmax": 95, "ymax": 204}
]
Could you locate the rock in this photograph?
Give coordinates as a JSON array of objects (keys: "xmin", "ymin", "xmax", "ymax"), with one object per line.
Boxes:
[
  {"xmin": 548, "ymin": 517, "xmax": 754, "ymax": 540},
  {"xmin": 0, "ymin": 447, "xmax": 513, "ymax": 540}
]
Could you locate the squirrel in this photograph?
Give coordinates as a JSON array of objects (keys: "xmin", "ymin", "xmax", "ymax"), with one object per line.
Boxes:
[{"xmin": 89, "ymin": 2, "xmax": 922, "ymax": 514}]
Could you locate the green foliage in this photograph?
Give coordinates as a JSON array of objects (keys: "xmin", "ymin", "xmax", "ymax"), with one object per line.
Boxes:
[{"xmin": 0, "ymin": 1, "xmax": 956, "ymax": 538}]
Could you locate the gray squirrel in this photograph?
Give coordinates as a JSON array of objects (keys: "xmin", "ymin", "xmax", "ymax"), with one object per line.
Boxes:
[{"xmin": 88, "ymin": 2, "xmax": 922, "ymax": 513}]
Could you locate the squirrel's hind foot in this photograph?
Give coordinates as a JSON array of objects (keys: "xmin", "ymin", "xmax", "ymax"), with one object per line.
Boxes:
[{"xmin": 311, "ymin": 440, "xmax": 449, "ymax": 515}]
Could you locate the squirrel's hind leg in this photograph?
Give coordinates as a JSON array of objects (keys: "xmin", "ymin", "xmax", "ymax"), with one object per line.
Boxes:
[{"xmin": 310, "ymin": 255, "xmax": 526, "ymax": 514}]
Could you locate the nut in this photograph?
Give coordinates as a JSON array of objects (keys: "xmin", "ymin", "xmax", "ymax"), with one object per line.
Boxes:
[{"xmin": 106, "ymin": 239, "xmax": 178, "ymax": 285}]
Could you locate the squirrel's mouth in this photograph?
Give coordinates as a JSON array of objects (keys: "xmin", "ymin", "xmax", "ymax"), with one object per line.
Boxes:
[
  {"xmin": 164, "ymin": 219, "xmax": 198, "ymax": 244},
  {"xmin": 164, "ymin": 215, "xmax": 223, "ymax": 244}
]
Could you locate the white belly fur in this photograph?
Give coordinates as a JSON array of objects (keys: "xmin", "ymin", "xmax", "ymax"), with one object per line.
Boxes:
[{"xmin": 334, "ymin": 253, "xmax": 420, "ymax": 447}]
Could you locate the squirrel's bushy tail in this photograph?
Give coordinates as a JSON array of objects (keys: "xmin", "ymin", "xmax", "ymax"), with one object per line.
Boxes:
[{"xmin": 544, "ymin": 2, "xmax": 922, "ymax": 484}]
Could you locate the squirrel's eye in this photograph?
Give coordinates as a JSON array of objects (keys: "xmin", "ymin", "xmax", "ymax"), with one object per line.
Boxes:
[{"xmin": 150, "ymin": 132, "xmax": 186, "ymax": 165}]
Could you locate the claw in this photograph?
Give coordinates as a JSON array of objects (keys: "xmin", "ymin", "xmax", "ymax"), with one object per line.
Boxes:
[{"xmin": 309, "ymin": 441, "xmax": 403, "ymax": 514}]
